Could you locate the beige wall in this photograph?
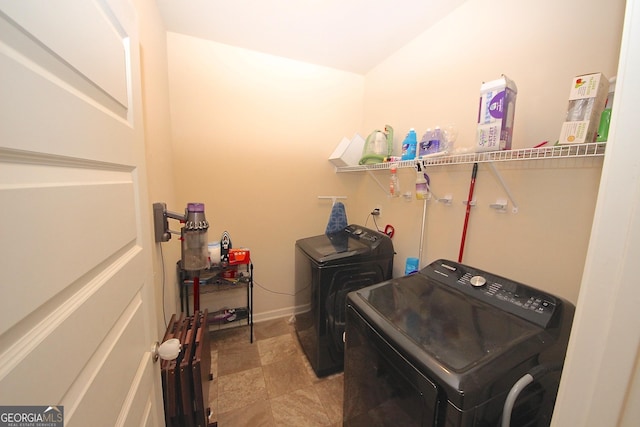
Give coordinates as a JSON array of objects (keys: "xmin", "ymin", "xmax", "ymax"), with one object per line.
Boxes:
[
  {"xmin": 355, "ymin": 0, "xmax": 625, "ymax": 303},
  {"xmin": 166, "ymin": 33, "xmax": 364, "ymax": 320},
  {"xmin": 135, "ymin": 0, "xmax": 182, "ymax": 335},
  {"xmin": 138, "ymin": 0, "xmax": 637, "ymax": 421},
  {"xmin": 161, "ymin": 0, "xmax": 625, "ymax": 320}
]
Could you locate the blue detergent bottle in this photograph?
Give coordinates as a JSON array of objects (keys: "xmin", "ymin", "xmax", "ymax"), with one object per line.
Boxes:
[{"xmin": 401, "ymin": 128, "xmax": 418, "ymax": 160}]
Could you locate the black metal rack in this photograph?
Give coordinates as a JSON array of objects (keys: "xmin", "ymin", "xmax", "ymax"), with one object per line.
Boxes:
[{"xmin": 178, "ymin": 261, "xmax": 254, "ymax": 343}]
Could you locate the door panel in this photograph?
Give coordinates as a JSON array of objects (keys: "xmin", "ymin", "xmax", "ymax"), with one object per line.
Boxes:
[
  {"xmin": 0, "ymin": 0, "xmax": 162, "ymax": 425},
  {"xmin": 0, "ymin": 174, "xmax": 137, "ymax": 336},
  {"xmin": 0, "ymin": 4, "xmax": 131, "ymax": 160},
  {"xmin": 1, "ymin": 252, "xmax": 143, "ymax": 404},
  {"xmin": 0, "ymin": 0, "xmax": 129, "ymax": 107}
]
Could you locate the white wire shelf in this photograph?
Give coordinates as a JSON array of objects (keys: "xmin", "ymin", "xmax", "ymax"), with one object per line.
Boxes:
[{"xmin": 334, "ymin": 142, "xmax": 606, "ymax": 172}]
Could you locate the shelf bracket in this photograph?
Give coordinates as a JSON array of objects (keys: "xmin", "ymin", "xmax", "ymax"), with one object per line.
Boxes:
[
  {"xmin": 487, "ymin": 162, "xmax": 519, "ymax": 213},
  {"xmin": 437, "ymin": 194, "xmax": 453, "ymax": 205},
  {"xmin": 489, "ymin": 199, "xmax": 509, "ymax": 212},
  {"xmin": 366, "ymin": 170, "xmax": 391, "ymax": 196}
]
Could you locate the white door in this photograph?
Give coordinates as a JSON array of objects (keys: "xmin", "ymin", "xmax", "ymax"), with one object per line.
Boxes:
[{"xmin": 0, "ymin": 1, "xmax": 163, "ymax": 426}]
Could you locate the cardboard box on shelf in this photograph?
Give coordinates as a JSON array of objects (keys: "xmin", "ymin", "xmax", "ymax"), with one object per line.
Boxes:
[
  {"xmin": 476, "ymin": 75, "xmax": 518, "ymax": 152},
  {"xmin": 559, "ymin": 73, "xmax": 609, "ymax": 144},
  {"xmin": 329, "ymin": 133, "xmax": 365, "ymax": 167}
]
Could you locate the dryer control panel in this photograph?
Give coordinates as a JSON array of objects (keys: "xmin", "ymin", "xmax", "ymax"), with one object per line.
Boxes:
[
  {"xmin": 344, "ymin": 224, "xmax": 386, "ymax": 247},
  {"xmin": 422, "ymin": 259, "xmax": 559, "ymax": 328}
]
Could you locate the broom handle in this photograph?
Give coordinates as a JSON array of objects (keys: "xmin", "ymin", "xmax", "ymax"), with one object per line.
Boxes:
[{"xmin": 458, "ymin": 163, "xmax": 478, "ymax": 263}]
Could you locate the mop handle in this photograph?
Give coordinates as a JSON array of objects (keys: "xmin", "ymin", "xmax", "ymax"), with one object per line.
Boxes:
[{"xmin": 458, "ymin": 163, "xmax": 478, "ymax": 262}]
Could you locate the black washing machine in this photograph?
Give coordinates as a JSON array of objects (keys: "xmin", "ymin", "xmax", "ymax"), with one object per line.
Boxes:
[
  {"xmin": 343, "ymin": 259, "xmax": 575, "ymax": 427},
  {"xmin": 294, "ymin": 224, "xmax": 394, "ymax": 378}
]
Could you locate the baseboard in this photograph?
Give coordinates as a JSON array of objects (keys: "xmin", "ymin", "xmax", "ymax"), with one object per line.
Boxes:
[{"xmin": 252, "ymin": 304, "xmax": 309, "ymax": 324}]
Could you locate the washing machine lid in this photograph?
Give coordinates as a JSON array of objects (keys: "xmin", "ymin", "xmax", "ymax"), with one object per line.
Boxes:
[
  {"xmin": 348, "ymin": 259, "xmax": 574, "ymax": 409},
  {"xmin": 354, "ymin": 275, "xmax": 541, "ymax": 373},
  {"xmin": 296, "ymin": 225, "xmax": 391, "ymax": 264}
]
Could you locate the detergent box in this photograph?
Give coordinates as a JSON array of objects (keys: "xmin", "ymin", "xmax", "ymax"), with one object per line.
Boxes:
[
  {"xmin": 229, "ymin": 248, "xmax": 250, "ymax": 265},
  {"xmin": 329, "ymin": 133, "xmax": 365, "ymax": 167},
  {"xmin": 559, "ymin": 73, "xmax": 609, "ymax": 144},
  {"xmin": 476, "ymin": 75, "xmax": 517, "ymax": 152}
]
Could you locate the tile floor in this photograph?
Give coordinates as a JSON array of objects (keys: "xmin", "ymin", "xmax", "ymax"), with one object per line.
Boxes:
[{"xmin": 208, "ymin": 316, "xmax": 343, "ymax": 426}]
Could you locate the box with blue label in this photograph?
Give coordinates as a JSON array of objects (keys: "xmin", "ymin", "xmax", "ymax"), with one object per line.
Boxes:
[{"xmin": 476, "ymin": 75, "xmax": 517, "ymax": 152}]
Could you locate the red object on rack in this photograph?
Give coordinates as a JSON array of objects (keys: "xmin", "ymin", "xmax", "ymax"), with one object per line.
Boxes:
[{"xmin": 228, "ymin": 248, "xmax": 251, "ymax": 265}]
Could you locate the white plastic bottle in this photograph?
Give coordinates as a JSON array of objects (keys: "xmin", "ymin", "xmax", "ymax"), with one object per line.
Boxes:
[
  {"xmin": 418, "ymin": 128, "xmax": 432, "ymax": 158},
  {"xmin": 389, "ymin": 165, "xmax": 400, "ymax": 197},
  {"xmin": 415, "ymin": 165, "xmax": 429, "ymax": 200},
  {"xmin": 443, "ymin": 123, "xmax": 458, "ymax": 153},
  {"xmin": 431, "ymin": 126, "xmax": 443, "ymax": 152}
]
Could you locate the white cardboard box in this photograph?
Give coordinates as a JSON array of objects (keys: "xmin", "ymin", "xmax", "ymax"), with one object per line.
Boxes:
[
  {"xmin": 329, "ymin": 133, "xmax": 365, "ymax": 167},
  {"xmin": 559, "ymin": 73, "xmax": 609, "ymax": 144},
  {"xmin": 476, "ymin": 75, "xmax": 517, "ymax": 152}
]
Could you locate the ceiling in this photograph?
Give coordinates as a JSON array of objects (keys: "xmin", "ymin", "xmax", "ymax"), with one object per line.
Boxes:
[{"xmin": 155, "ymin": 0, "xmax": 467, "ymax": 74}]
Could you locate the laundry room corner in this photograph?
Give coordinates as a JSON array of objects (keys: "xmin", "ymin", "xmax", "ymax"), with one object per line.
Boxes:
[
  {"xmin": 5, "ymin": 0, "xmax": 638, "ymax": 425},
  {"xmin": 164, "ymin": 32, "xmax": 366, "ymax": 320}
]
